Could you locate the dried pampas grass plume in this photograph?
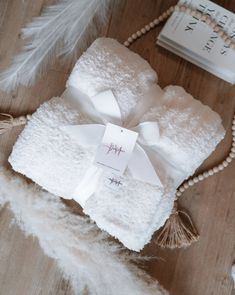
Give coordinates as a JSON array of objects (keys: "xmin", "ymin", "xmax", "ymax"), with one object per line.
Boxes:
[
  {"xmin": 0, "ymin": 167, "xmax": 168, "ymax": 295},
  {"xmin": 0, "ymin": 0, "xmax": 111, "ymax": 92}
]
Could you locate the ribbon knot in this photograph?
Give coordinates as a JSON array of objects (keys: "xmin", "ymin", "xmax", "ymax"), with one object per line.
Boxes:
[{"xmin": 61, "ymin": 88, "xmax": 163, "ymax": 207}]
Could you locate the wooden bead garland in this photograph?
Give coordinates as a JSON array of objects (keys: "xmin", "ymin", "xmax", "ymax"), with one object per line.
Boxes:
[
  {"xmin": 176, "ymin": 114, "xmax": 235, "ymax": 198},
  {"xmin": 123, "ymin": 4, "xmax": 235, "ymax": 50}
]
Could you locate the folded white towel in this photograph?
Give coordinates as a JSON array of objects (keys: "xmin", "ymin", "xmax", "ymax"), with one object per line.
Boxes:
[
  {"xmin": 140, "ymin": 85, "xmax": 226, "ymax": 187},
  {"xmin": 66, "ymin": 38, "xmax": 159, "ymax": 123},
  {"xmin": 9, "ymin": 38, "xmax": 225, "ymax": 251}
]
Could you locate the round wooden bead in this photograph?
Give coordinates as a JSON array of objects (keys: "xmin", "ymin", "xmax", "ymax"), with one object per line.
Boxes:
[
  {"xmin": 198, "ymin": 175, "xmax": 204, "ymax": 181},
  {"xmin": 186, "ymin": 7, "xmax": 191, "ymax": 14},
  {"xmin": 231, "ymin": 147, "xmax": 235, "ymax": 153},
  {"xmin": 214, "ymin": 25, "xmax": 220, "ymax": 32},
  {"xmin": 167, "ymin": 8, "xmax": 172, "ymax": 16},
  {"xmin": 145, "ymin": 25, "xmax": 150, "ymax": 31},
  {"xmin": 210, "ymin": 20, "xmax": 217, "ymax": 29},
  {"xmin": 232, "ymin": 131, "xmax": 235, "ymax": 136},
  {"xmin": 232, "ymin": 142, "xmax": 235, "ymax": 147},
  {"xmin": 176, "ymin": 191, "xmax": 182, "ymax": 197},
  {"xmin": 205, "ymin": 17, "xmax": 211, "ymax": 25},
  {"xmin": 188, "ymin": 179, "xmax": 194, "ymax": 186},
  {"xmin": 222, "ymin": 33, "xmax": 228, "ymax": 41},
  {"xmin": 184, "ymin": 182, "xmax": 189, "ymax": 189},
  {"xmin": 179, "ymin": 186, "xmax": 185, "ymax": 192},
  {"xmin": 223, "ymin": 160, "xmax": 228, "ymax": 167},
  {"xmin": 136, "ymin": 31, "xmax": 142, "ymax": 37},
  {"xmin": 208, "ymin": 169, "xmax": 214, "ymax": 176},
  {"xmin": 203, "ymin": 171, "xmax": 209, "ymax": 178},
  {"xmin": 127, "ymin": 37, "xmax": 133, "ymax": 43},
  {"xmin": 218, "ymin": 164, "xmax": 224, "ymax": 170},
  {"xmin": 201, "ymin": 14, "xmax": 207, "ymax": 21},
  {"xmin": 153, "ymin": 19, "xmax": 159, "ymax": 25},
  {"xmin": 169, "ymin": 6, "xmax": 175, "ymax": 13},
  {"xmin": 213, "ymin": 167, "xmax": 219, "ymax": 173},
  {"xmin": 26, "ymin": 114, "xmax": 32, "ymax": 120},
  {"xmin": 196, "ymin": 11, "xmax": 202, "ymax": 18},
  {"xmin": 174, "ymin": 5, "xmax": 180, "ymax": 11},
  {"xmin": 124, "ymin": 41, "xmax": 129, "ymax": 47},
  {"xmin": 193, "ymin": 176, "xmax": 199, "ymax": 183},
  {"xmin": 229, "ymin": 152, "xmax": 235, "ymax": 158},
  {"xmin": 159, "ymin": 15, "xmax": 164, "ymax": 22},
  {"xmin": 141, "ymin": 28, "xmax": 146, "ymax": 34},
  {"xmin": 226, "ymin": 157, "xmax": 232, "ymax": 163},
  {"xmin": 225, "ymin": 38, "xmax": 232, "ymax": 46},
  {"xmin": 218, "ymin": 29, "xmax": 224, "ymax": 37},
  {"xmin": 149, "ymin": 22, "xmax": 155, "ymax": 28},
  {"xmin": 162, "ymin": 12, "xmax": 168, "ymax": 19},
  {"xmin": 132, "ymin": 33, "xmax": 137, "ymax": 40}
]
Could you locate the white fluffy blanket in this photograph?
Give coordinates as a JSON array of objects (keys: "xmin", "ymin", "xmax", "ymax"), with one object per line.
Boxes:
[{"xmin": 9, "ymin": 38, "xmax": 225, "ymax": 251}]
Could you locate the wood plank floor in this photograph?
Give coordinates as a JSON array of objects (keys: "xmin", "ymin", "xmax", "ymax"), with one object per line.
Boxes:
[{"xmin": 0, "ymin": 0, "xmax": 234, "ymax": 294}]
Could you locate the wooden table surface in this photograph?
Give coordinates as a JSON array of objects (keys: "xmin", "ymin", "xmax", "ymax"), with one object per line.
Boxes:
[{"xmin": 0, "ymin": 0, "xmax": 234, "ymax": 294}]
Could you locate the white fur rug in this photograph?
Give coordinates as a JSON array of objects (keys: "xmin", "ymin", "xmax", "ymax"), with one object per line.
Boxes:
[{"xmin": 0, "ymin": 166, "xmax": 168, "ymax": 295}]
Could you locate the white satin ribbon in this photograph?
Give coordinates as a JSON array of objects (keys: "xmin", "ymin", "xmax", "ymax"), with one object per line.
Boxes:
[
  {"xmin": 61, "ymin": 89, "xmax": 163, "ymax": 207},
  {"xmin": 89, "ymin": 90, "xmax": 122, "ymax": 125}
]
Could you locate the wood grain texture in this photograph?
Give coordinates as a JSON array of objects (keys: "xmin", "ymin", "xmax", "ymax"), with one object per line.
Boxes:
[{"xmin": 0, "ymin": 0, "xmax": 234, "ymax": 294}]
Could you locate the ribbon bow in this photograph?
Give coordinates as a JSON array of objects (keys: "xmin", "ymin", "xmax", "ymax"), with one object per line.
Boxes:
[{"xmin": 61, "ymin": 87, "xmax": 163, "ymax": 206}]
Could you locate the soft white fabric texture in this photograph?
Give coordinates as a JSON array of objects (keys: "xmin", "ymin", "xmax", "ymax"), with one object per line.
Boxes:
[
  {"xmin": 9, "ymin": 37, "xmax": 225, "ymax": 251},
  {"xmin": 66, "ymin": 38, "xmax": 159, "ymax": 124},
  {"xmin": 0, "ymin": 166, "xmax": 168, "ymax": 295}
]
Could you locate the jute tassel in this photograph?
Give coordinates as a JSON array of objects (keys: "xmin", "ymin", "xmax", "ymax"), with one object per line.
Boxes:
[
  {"xmin": 0, "ymin": 113, "xmax": 31, "ymax": 135},
  {"xmin": 155, "ymin": 200, "xmax": 199, "ymax": 249}
]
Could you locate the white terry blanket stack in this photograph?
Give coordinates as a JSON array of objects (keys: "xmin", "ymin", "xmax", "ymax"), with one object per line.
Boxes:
[{"xmin": 9, "ymin": 38, "xmax": 225, "ymax": 251}]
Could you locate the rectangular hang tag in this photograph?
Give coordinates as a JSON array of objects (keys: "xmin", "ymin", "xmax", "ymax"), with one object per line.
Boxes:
[{"xmin": 94, "ymin": 123, "xmax": 138, "ymax": 175}]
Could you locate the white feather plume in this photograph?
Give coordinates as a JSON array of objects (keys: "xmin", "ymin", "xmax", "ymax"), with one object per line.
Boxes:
[
  {"xmin": 0, "ymin": 166, "xmax": 168, "ymax": 295},
  {"xmin": 0, "ymin": 0, "xmax": 111, "ymax": 93}
]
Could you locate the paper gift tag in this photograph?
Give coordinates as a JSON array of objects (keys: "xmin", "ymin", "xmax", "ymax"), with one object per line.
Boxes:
[{"xmin": 94, "ymin": 123, "xmax": 138, "ymax": 175}]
